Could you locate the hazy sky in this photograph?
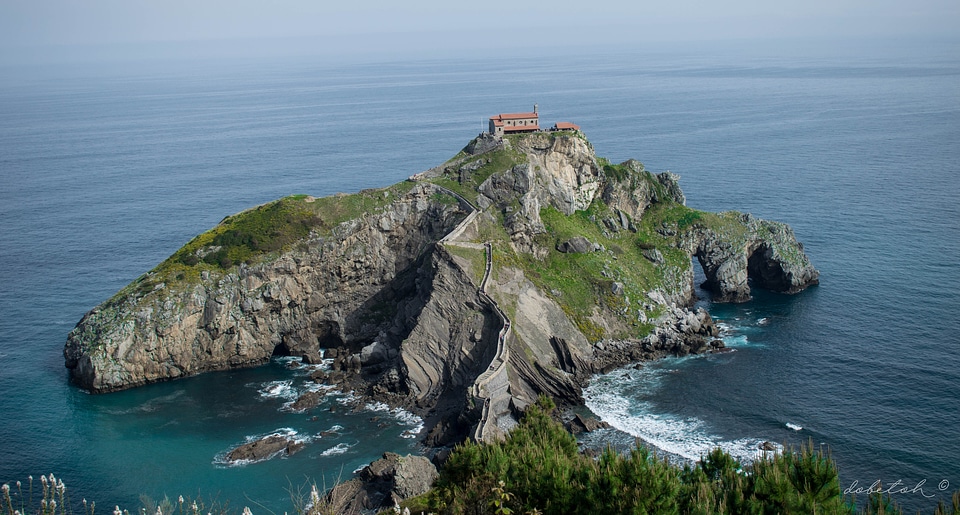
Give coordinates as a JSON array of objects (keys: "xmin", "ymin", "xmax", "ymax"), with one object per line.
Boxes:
[{"xmin": 1, "ymin": 0, "xmax": 957, "ymax": 62}]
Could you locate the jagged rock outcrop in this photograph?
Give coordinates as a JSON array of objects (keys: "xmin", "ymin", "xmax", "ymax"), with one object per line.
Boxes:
[
  {"xmin": 590, "ymin": 306, "xmax": 722, "ymax": 372},
  {"xmin": 476, "ymin": 134, "xmax": 602, "ymax": 254},
  {"xmin": 601, "ymin": 160, "xmax": 686, "ymax": 221},
  {"xmin": 567, "ymin": 413, "xmax": 611, "ymax": 434},
  {"xmin": 323, "ymin": 452, "xmax": 438, "ymax": 513},
  {"xmin": 64, "ymin": 131, "xmax": 819, "ymax": 456}
]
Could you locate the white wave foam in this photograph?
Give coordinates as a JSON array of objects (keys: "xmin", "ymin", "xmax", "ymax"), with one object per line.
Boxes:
[
  {"xmin": 364, "ymin": 402, "xmax": 424, "ymax": 439},
  {"xmin": 365, "ymin": 401, "xmax": 390, "ymax": 412},
  {"xmin": 585, "ymin": 371, "xmax": 768, "ymax": 465},
  {"xmin": 722, "ymin": 334, "xmax": 751, "ymax": 347},
  {"xmin": 273, "ymin": 356, "xmax": 303, "ymax": 367},
  {"xmin": 258, "ymin": 380, "xmax": 298, "ymax": 400},
  {"xmin": 280, "ymin": 383, "xmax": 342, "ymax": 412},
  {"xmin": 244, "ymin": 427, "xmax": 300, "ymax": 443},
  {"xmin": 785, "ymin": 422, "xmax": 802, "ymax": 431},
  {"xmin": 335, "ymin": 391, "xmax": 359, "ymax": 406},
  {"xmin": 302, "ymin": 382, "xmax": 339, "ymax": 393},
  {"xmin": 320, "ymin": 442, "xmax": 353, "ymax": 457}
]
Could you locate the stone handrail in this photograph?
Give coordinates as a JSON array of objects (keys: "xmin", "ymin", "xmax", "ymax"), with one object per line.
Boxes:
[
  {"xmin": 471, "ymin": 242, "xmax": 512, "ymax": 443},
  {"xmin": 416, "ymin": 181, "xmax": 510, "ymax": 443}
]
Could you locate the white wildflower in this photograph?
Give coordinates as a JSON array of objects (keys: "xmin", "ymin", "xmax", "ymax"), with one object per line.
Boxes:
[
  {"xmin": 114, "ymin": 505, "xmax": 123, "ymax": 515},
  {"xmin": 309, "ymin": 485, "xmax": 320, "ymax": 507},
  {"xmin": 242, "ymin": 507, "xmax": 252, "ymax": 515},
  {"xmin": 50, "ymin": 500, "xmax": 57, "ymax": 510},
  {"xmin": 178, "ymin": 496, "xmax": 183, "ymax": 505},
  {"xmin": 2, "ymin": 483, "xmax": 9, "ymax": 494},
  {"xmin": 155, "ymin": 506, "xmax": 162, "ymax": 515}
]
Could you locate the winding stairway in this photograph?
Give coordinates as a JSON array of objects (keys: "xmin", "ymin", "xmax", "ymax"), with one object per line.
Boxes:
[{"xmin": 428, "ymin": 184, "xmax": 513, "ymax": 443}]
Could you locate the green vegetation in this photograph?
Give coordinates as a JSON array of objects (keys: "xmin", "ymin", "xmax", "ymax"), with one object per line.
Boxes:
[
  {"xmin": 595, "ymin": 156, "xmax": 633, "ymax": 183},
  {"xmin": 428, "ymin": 147, "xmax": 526, "ymax": 205},
  {"xmin": 176, "ymin": 197, "xmax": 322, "ymax": 270},
  {"xmin": 444, "ymin": 244, "xmax": 487, "ymax": 286},
  {"xmin": 427, "ymin": 398, "xmax": 960, "ymax": 515},
  {"xmin": 106, "ymin": 182, "xmax": 418, "ymax": 305},
  {"xmin": 173, "ymin": 182, "xmax": 414, "ymax": 270}
]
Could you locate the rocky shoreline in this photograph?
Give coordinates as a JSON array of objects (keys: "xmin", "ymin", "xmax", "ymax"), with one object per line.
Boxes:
[{"xmin": 65, "ymin": 131, "xmax": 818, "ymax": 513}]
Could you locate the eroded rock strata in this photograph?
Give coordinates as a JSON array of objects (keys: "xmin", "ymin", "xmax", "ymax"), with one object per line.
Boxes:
[{"xmin": 65, "ymin": 131, "xmax": 818, "ymax": 452}]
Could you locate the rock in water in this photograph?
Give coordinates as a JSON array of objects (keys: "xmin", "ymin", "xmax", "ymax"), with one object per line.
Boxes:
[{"xmin": 226, "ymin": 434, "xmax": 301, "ymax": 463}]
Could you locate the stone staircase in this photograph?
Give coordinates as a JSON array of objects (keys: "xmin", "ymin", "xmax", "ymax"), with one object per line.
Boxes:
[{"xmin": 424, "ymin": 183, "xmax": 513, "ymax": 443}]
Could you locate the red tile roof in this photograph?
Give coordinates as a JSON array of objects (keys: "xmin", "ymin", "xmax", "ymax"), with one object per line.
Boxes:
[
  {"xmin": 490, "ymin": 112, "xmax": 538, "ymax": 121},
  {"xmin": 554, "ymin": 122, "xmax": 580, "ymax": 130}
]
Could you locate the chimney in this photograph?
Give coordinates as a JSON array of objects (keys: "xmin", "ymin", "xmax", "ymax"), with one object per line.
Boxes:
[{"xmin": 534, "ymin": 103, "xmax": 538, "ymax": 115}]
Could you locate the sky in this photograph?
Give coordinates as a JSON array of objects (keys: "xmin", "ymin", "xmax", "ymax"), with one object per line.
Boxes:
[{"xmin": 0, "ymin": 0, "xmax": 958, "ymax": 64}]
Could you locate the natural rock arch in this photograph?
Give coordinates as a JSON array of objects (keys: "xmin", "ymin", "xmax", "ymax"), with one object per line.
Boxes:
[{"xmin": 690, "ymin": 220, "xmax": 819, "ymax": 303}]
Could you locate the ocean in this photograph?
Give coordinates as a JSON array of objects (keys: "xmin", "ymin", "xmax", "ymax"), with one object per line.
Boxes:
[{"xmin": 1, "ymin": 46, "xmax": 958, "ymax": 512}]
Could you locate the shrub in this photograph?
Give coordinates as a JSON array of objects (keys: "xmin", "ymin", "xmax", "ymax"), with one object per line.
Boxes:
[{"xmin": 428, "ymin": 398, "xmax": 960, "ymax": 515}]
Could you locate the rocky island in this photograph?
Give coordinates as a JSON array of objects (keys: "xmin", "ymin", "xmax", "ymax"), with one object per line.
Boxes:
[{"xmin": 64, "ymin": 131, "xmax": 818, "ymax": 453}]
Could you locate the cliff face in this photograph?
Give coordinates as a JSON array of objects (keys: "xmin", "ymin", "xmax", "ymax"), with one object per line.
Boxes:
[
  {"xmin": 64, "ymin": 184, "xmax": 467, "ymax": 393},
  {"xmin": 65, "ymin": 131, "xmax": 818, "ymax": 445}
]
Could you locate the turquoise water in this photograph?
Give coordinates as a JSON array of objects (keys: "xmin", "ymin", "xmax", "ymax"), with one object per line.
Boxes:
[{"xmin": 2, "ymin": 49, "xmax": 958, "ymax": 512}]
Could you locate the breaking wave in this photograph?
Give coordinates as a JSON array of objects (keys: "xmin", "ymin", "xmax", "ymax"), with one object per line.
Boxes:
[
  {"xmin": 256, "ymin": 380, "xmax": 298, "ymax": 401},
  {"xmin": 365, "ymin": 402, "xmax": 424, "ymax": 439},
  {"xmin": 585, "ymin": 370, "xmax": 773, "ymax": 464},
  {"xmin": 320, "ymin": 442, "xmax": 353, "ymax": 457}
]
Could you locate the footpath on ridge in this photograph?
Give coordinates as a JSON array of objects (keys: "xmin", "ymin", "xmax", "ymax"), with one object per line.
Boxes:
[{"xmin": 429, "ymin": 184, "xmax": 512, "ymax": 443}]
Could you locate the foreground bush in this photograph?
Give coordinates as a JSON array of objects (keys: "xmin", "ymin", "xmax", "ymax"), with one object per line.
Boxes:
[{"xmin": 428, "ymin": 398, "xmax": 960, "ymax": 515}]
